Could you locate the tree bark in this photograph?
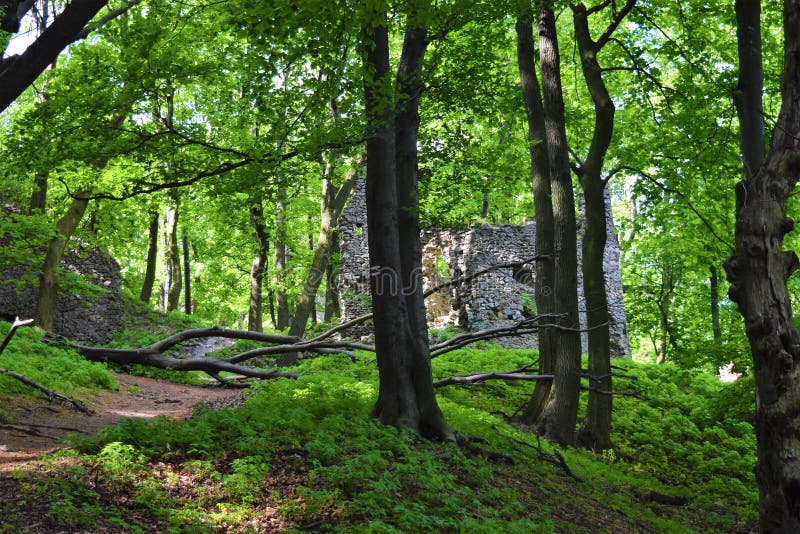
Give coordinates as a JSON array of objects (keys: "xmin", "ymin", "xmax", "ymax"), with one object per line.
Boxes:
[
  {"xmin": 362, "ymin": 2, "xmax": 451, "ymax": 440},
  {"xmin": 324, "ymin": 229, "xmax": 341, "ymax": 322},
  {"xmin": 274, "ymin": 187, "xmax": 290, "ymax": 329},
  {"xmin": 534, "ymin": 6, "xmax": 582, "ymax": 446},
  {"xmin": 248, "ymin": 202, "xmax": 269, "ymax": 332},
  {"xmin": 288, "ymin": 166, "xmax": 355, "ymax": 338},
  {"xmin": 0, "ymin": 0, "xmax": 109, "ymax": 113},
  {"xmin": 139, "ymin": 211, "xmax": 159, "ymax": 304},
  {"xmin": 28, "ymin": 171, "xmax": 48, "ymax": 213},
  {"xmin": 515, "ymin": 13, "xmax": 556, "ymax": 426},
  {"xmin": 182, "ymin": 231, "xmax": 191, "ymax": 315},
  {"xmin": 710, "ymin": 265, "xmax": 722, "ymax": 339},
  {"xmin": 725, "ymin": 1, "xmax": 800, "ymax": 530},
  {"xmin": 163, "ymin": 203, "xmax": 181, "ymax": 312},
  {"xmin": 570, "ymin": 1, "xmax": 636, "ymax": 451},
  {"xmin": 33, "ymin": 191, "xmax": 91, "ymax": 331}
]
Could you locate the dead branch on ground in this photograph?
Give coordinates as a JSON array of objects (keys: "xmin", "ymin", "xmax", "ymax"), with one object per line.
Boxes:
[{"xmin": 0, "ymin": 317, "xmax": 92, "ymax": 414}]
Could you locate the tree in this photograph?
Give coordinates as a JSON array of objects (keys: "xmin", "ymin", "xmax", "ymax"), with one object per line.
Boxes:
[
  {"xmin": 0, "ymin": 0, "xmax": 147, "ymax": 113},
  {"xmin": 514, "ymin": 7, "xmax": 555, "ymax": 426},
  {"xmin": 725, "ymin": 0, "xmax": 800, "ymax": 529},
  {"xmin": 32, "ymin": 190, "xmax": 90, "ymax": 330},
  {"xmin": 571, "ymin": 0, "xmax": 637, "ymax": 451},
  {"xmin": 288, "ymin": 164, "xmax": 355, "ymax": 338},
  {"xmin": 360, "ymin": 1, "xmax": 451, "ymax": 439},
  {"xmin": 139, "ymin": 211, "xmax": 159, "ymax": 303},
  {"xmin": 247, "ymin": 200, "xmax": 269, "ymax": 332},
  {"xmin": 533, "ymin": 4, "xmax": 582, "ymax": 447}
]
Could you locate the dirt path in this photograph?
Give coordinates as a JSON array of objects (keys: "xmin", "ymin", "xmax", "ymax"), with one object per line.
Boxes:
[{"xmin": 0, "ymin": 373, "xmax": 245, "ymax": 467}]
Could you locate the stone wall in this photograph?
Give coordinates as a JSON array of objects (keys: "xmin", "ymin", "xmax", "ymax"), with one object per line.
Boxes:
[
  {"xmin": 0, "ymin": 223, "xmax": 125, "ymax": 343},
  {"xmin": 338, "ymin": 179, "xmax": 630, "ymax": 357}
]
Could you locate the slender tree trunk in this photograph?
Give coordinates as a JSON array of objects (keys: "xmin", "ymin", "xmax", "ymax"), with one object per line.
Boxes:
[
  {"xmin": 393, "ymin": 5, "xmax": 450, "ymax": 439},
  {"xmin": 248, "ymin": 202, "xmax": 269, "ymax": 332},
  {"xmin": 725, "ymin": 1, "xmax": 800, "ymax": 530},
  {"xmin": 33, "ymin": 191, "xmax": 90, "ymax": 331},
  {"xmin": 139, "ymin": 211, "xmax": 159, "ymax": 303},
  {"xmin": 535, "ymin": 6, "xmax": 582, "ymax": 446},
  {"xmin": 362, "ymin": 3, "xmax": 451, "ymax": 440},
  {"xmin": 182, "ymin": 231, "xmax": 191, "ymax": 315},
  {"xmin": 570, "ymin": 1, "xmax": 635, "ymax": 451},
  {"xmin": 288, "ymin": 166, "xmax": 355, "ymax": 338},
  {"xmin": 515, "ymin": 13, "xmax": 556, "ymax": 425},
  {"xmin": 324, "ymin": 229, "xmax": 341, "ymax": 322},
  {"xmin": 163, "ymin": 203, "xmax": 181, "ymax": 312},
  {"xmin": 710, "ymin": 265, "xmax": 722, "ymax": 339},
  {"xmin": 28, "ymin": 171, "xmax": 48, "ymax": 213},
  {"xmin": 656, "ymin": 267, "xmax": 676, "ymax": 364},
  {"xmin": 274, "ymin": 187, "xmax": 290, "ymax": 329}
]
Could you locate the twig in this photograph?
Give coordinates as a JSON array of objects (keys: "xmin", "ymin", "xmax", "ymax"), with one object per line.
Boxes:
[
  {"xmin": 0, "ymin": 367, "xmax": 93, "ymax": 414},
  {"xmin": 455, "ymin": 434, "xmax": 515, "ymax": 464},
  {"xmin": 434, "ymin": 372, "xmax": 553, "ymax": 388}
]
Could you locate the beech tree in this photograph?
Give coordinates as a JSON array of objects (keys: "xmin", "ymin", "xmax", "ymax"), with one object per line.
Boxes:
[
  {"xmin": 725, "ymin": 0, "xmax": 800, "ymax": 529},
  {"xmin": 360, "ymin": 0, "xmax": 451, "ymax": 439}
]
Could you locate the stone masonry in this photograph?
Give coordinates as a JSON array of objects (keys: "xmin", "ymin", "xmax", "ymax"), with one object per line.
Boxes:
[
  {"xmin": 0, "ymin": 220, "xmax": 125, "ymax": 344},
  {"xmin": 338, "ymin": 179, "xmax": 630, "ymax": 358}
]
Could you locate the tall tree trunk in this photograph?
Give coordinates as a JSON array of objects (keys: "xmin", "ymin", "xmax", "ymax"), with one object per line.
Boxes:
[
  {"xmin": 570, "ymin": 1, "xmax": 636, "ymax": 451},
  {"xmin": 324, "ymin": 228, "xmax": 341, "ymax": 322},
  {"xmin": 362, "ymin": 2, "xmax": 451, "ymax": 440},
  {"xmin": 515, "ymin": 13, "xmax": 556, "ymax": 425},
  {"xmin": 248, "ymin": 202, "xmax": 269, "ymax": 332},
  {"xmin": 535, "ymin": 6, "xmax": 582, "ymax": 446},
  {"xmin": 288, "ymin": 166, "xmax": 355, "ymax": 338},
  {"xmin": 33, "ymin": 191, "xmax": 90, "ymax": 331},
  {"xmin": 28, "ymin": 171, "xmax": 48, "ymax": 213},
  {"xmin": 139, "ymin": 211, "xmax": 159, "ymax": 303},
  {"xmin": 710, "ymin": 265, "xmax": 722, "ymax": 339},
  {"xmin": 182, "ymin": 231, "xmax": 191, "ymax": 315},
  {"xmin": 274, "ymin": 187, "xmax": 290, "ymax": 330},
  {"xmin": 725, "ymin": 1, "xmax": 800, "ymax": 530},
  {"xmin": 163, "ymin": 203, "xmax": 181, "ymax": 312}
]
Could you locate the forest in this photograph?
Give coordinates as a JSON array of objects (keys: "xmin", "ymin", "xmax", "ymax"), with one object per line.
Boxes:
[{"xmin": 0, "ymin": 0, "xmax": 799, "ymax": 532}]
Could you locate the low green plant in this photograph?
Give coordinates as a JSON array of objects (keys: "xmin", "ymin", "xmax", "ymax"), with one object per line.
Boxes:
[{"xmin": 38, "ymin": 346, "xmax": 757, "ymax": 532}]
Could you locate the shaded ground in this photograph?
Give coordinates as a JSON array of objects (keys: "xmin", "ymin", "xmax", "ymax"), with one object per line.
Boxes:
[{"xmin": 0, "ymin": 373, "xmax": 244, "ymax": 465}]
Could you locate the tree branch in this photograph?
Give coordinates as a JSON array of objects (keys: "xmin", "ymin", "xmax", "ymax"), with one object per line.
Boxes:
[
  {"xmin": 0, "ymin": 0, "xmax": 110, "ymax": 113},
  {"xmin": 433, "ymin": 371, "xmax": 553, "ymax": 388}
]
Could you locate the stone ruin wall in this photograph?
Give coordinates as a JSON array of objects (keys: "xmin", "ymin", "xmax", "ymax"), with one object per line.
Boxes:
[
  {"xmin": 0, "ymin": 210, "xmax": 125, "ymax": 344},
  {"xmin": 338, "ymin": 179, "xmax": 630, "ymax": 358}
]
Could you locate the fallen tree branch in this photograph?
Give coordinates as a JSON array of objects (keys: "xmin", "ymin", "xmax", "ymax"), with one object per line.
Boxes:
[
  {"xmin": 62, "ymin": 344, "xmax": 301, "ymax": 382},
  {"xmin": 423, "ymin": 255, "xmax": 550, "ymax": 299},
  {"xmin": 308, "ymin": 256, "xmax": 551, "ymax": 343},
  {"xmin": 0, "ymin": 317, "xmax": 93, "ymax": 414},
  {"xmin": 430, "ymin": 314, "xmax": 563, "ymax": 358},
  {"xmin": 434, "ymin": 372, "xmax": 553, "ymax": 388},
  {"xmin": 0, "ymin": 316, "xmax": 34, "ymax": 354},
  {"xmin": 508, "ymin": 434, "xmax": 583, "ymax": 482},
  {"xmin": 0, "ymin": 367, "xmax": 93, "ymax": 414}
]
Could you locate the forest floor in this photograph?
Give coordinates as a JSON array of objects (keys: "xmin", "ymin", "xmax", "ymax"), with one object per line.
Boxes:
[
  {"xmin": 0, "ymin": 373, "xmax": 245, "ymax": 464},
  {"xmin": 0, "ymin": 374, "xmax": 248, "ymax": 533}
]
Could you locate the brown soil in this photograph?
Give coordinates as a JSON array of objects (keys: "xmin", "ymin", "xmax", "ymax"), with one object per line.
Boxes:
[{"xmin": 0, "ymin": 373, "xmax": 244, "ymax": 467}]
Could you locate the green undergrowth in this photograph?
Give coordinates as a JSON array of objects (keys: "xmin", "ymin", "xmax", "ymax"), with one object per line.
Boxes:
[
  {"xmin": 0, "ymin": 320, "xmax": 117, "ymax": 402},
  {"xmin": 7, "ymin": 343, "xmax": 758, "ymax": 532}
]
